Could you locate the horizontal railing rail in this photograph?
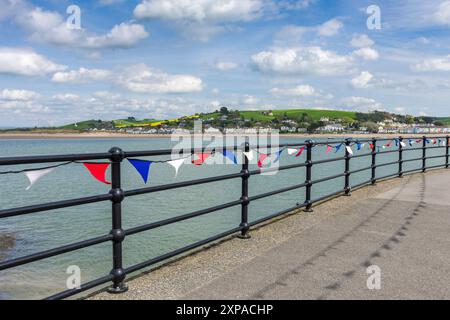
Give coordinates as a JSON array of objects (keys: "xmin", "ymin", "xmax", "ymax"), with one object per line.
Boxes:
[{"xmin": 0, "ymin": 135, "xmax": 448, "ymax": 300}]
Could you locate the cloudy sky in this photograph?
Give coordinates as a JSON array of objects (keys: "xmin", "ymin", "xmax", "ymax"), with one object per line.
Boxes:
[{"xmin": 1, "ymin": 0, "xmax": 450, "ymax": 127}]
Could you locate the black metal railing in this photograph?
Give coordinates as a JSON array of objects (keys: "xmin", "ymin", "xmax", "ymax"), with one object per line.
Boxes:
[{"xmin": 0, "ymin": 135, "xmax": 449, "ymax": 300}]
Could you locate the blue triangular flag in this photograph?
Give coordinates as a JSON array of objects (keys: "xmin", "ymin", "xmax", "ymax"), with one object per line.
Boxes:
[
  {"xmin": 357, "ymin": 143, "xmax": 363, "ymax": 151},
  {"xmin": 128, "ymin": 159, "xmax": 152, "ymax": 184},
  {"xmin": 394, "ymin": 139, "xmax": 399, "ymax": 147},
  {"xmin": 335, "ymin": 144, "xmax": 343, "ymax": 153},
  {"xmin": 274, "ymin": 149, "xmax": 284, "ymax": 163},
  {"xmin": 222, "ymin": 150, "xmax": 237, "ymax": 165},
  {"xmin": 408, "ymin": 139, "xmax": 414, "ymax": 147}
]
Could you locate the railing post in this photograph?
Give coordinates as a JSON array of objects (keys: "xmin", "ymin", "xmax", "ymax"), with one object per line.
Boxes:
[
  {"xmin": 107, "ymin": 147, "xmax": 128, "ymax": 294},
  {"xmin": 446, "ymin": 135, "xmax": 449, "ymax": 169},
  {"xmin": 303, "ymin": 140, "xmax": 314, "ymax": 212},
  {"xmin": 398, "ymin": 136, "xmax": 404, "ymax": 178},
  {"xmin": 344, "ymin": 138, "xmax": 352, "ymax": 196},
  {"xmin": 422, "ymin": 136, "xmax": 427, "ymax": 173},
  {"xmin": 371, "ymin": 138, "xmax": 377, "ymax": 185},
  {"xmin": 238, "ymin": 141, "xmax": 251, "ymax": 239}
]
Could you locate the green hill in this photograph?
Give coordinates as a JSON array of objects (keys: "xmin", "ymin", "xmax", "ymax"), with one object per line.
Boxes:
[{"xmin": 55, "ymin": 108, "xmax": 450, "ymax": 131}]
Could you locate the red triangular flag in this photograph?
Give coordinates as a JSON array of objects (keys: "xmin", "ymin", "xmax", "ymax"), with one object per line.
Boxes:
[
  {"xmin": 296, "ymin": 146, "xmax": 306, "ymax": 157},
  {"xmin": 257, "ymin": 154, "xmax": 269, "ymax": 168},
  {"xmin": 369, "ymin": 143, "xmax": 374, "ymax": 150},
  {"xmin": 192, "ymin": 153, "xmax": 212, "ymax": 166},
  {"xmin": 83, "ymin": 163, "xmax": 111, "ymax": 185}
]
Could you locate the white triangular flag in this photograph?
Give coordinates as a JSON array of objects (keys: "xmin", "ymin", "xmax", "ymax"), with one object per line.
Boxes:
[
  {"xmin": 24, "ymin": 167, "xmax": 55, "ymax": 190},
  {"xmin": 287, "ymin": 148, "xmax": 298, "ymax": 155},
  {"xmin": 345, "ymin": 146, "xmax": 354, "ymax": 155},
  {"xmin": 400, "ymin": 141, "xmax": 406, "ymax": 148},
  {"xmin": 243, "ymin": 150, "xmax": 254, "ymax": 161},
  {"xmin": 443, "ymin": 140, "xmax": 447, "ymax": 147},
  {"xmin": 167, "ymin": 158, "xmax": 185, "ymax": 177}
]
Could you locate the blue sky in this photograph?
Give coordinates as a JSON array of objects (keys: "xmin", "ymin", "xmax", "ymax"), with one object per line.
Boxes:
[{"xmin": 1, "ymin": 0, "xmax": 450, "ymax": 127}]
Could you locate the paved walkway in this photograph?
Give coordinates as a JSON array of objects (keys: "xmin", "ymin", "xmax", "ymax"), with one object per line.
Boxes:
[{"xmin": 92, "ymin": 170, "xmax": 450, "ymax": 300}]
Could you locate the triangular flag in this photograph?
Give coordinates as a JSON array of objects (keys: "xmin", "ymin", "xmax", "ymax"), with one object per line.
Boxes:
[
  {"xmin": 433, "ymin": 139, "xmax": 438, "ymax": 145},
  {"xmin": 128, "ymin": 159, "xmax": 152, "ymax": 184},
  {"xmin": 83, "ymin": 163, "xmax": 111, "ymax": 185},
  {"xmin": 416, "ymin": 139, "xmax": 422, "ymax": 143},
  {"xmin": 346, "ymin": 146, "xmax": 354, "ymax": 155},
  {"xmin": 24, "ymin": 167, "xmax": 55, "ymax": 190},
  {"xmin": 394, "ymin": 139, "xmax": 399, "ymax": 147},
  {"xmin": 335, "ymin": 144, "xmax": 343, "ymax": 153},
  {"xmin": 408, "ymin": 139, "xmax": 414, "ymax": 146},
  {"xmin": 369, "ymin": 143, "xmax": 375, "ymax": 150},
  {"xmin": 326, "ymin": 145, "xmax": 333, "ymax": 154},
  {"xmin": 257, "ymin": 154, "xmax": 269, "ymax": 168},
  {"xmin": 274, "ymin": 149, "xmax": 283, "ymax": 163},
  {"xmin": 243, "ymin": 150, "xmax": 254, "ymax": 162},
  {"xmin": 221, "ymin": 150, "xmax": 238, "ymax": 165},
  {"xmin": 167, "ymin": 158, "xmax": 185, "ymax": 177},
  {"xmin": 400, "ymin": 141, "xmax": 406, "ymax": 148},
  {"xmin": 192, "ymin": 153, "xmax": 211, "ymax": 166},
  {"xmin": 356, "ymin": 143, "xmax": 363, "ymax": 151},
  {"xmin": 296, "ymin": 146, "xmax": 306, "ymax": 157},
  {"xmin": 442, "ymin": 140, "xmax": 447, "ymax": 147},
  {"xmin": 287, "ymin": 148, "xmax": 298, "ymax": 155},
  {"xmin": 385, "ymin": 141, "xmax": 392, "ymax": 148}
]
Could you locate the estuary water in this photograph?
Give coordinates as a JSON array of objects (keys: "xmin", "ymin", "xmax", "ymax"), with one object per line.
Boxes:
[{"xmin": 0, "ymin": 137, "xmax": 445, "ymax": 299}]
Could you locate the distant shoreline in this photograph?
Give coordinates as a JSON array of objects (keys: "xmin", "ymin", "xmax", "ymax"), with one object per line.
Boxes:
[{"xmin": 0, "ymin": 132, "xmax": 444, "ymax": 140}]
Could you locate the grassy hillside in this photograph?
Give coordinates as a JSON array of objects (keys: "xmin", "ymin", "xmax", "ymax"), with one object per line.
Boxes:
[
  {"xmin": 55, "ymin": 108, "xmax": 450, "ymax": 131},
  {"xmin": 200, "ymin": 109, "xmax": 357, "ymax": 122}
]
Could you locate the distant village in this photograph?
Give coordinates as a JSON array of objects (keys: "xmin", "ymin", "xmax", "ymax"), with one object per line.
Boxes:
[{"xmin": 66, "ymin": 108, "xmax": 450, "ymax": 135}]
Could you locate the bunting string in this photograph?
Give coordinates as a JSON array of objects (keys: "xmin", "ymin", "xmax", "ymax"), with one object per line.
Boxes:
[{"xmin": 1, "ymin": 138, "xmax": 447, "ymax": 189}]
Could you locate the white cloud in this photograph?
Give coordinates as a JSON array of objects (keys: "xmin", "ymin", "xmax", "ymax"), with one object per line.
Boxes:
[
  {"xmin": 350, "ymin": 34, "xmax": 374, "ymax": 48},
  {"xmin": 432, "ymin": 1, "xmax": 450, "ymax": 26},
  {"xmin": 134, "ymin": 0, "xmax": 266, "ymax": 41},
  {"xmin": 353, "ymin": 47, "xmax": 379, "ymax": 61},
  {"xmin": 339, "ymin": 96, "xmax": 384, "ymax": 112},
  {"xmin": 116, "ymin": 64, "xmax": 203, "ymax": 93},
  {"xmin": 52, "ymin": 68, "xmax": 112, "ymax": 83},
  {"xmin": 242, "ymin": 95, "xmax": 259, "ymax": 105},
  {"xmin": 215, "ymin": 61, "xmax": 238, "ymax": 71},
  {"xmin": 0, "ymin": 47, "xmax": 66, "ymax": 76},
  {"xmin": 51, "ymin": 93, "xmax": 81, "ymax": 103},
  {"xmin": 317, "ymin": 18, "xmax": 343, "ymax": 37},
  {"xmin": 350, "ymin": 71, "xmax": 374, "ymax": 89},
  {"xmin": 270, "ymin": 84, "xmax": 316, "ymax": 96},
  {"xmin": 276, "ymin": 0, "xmax": 316, "ymax": 10},
  {"xmin": 251, "ymin": 46, "xmax": 354, "ymax": 76},
  {"xmin": 276, "ymin": 18, "xmax": 343, "ymax": 43},
  {"xmin": 83, "ymin": 23, "xmax": 149, "ymax": 49},
  {"xmin": 0, "ymin": 89, "xmax": 40, "ymax": 101},
  {"xmin": 134, "ymin": 0, "xmax": 264, "ymax": 22},
  {"xmin": 16, "ymin": 7, "xmax": 148, "ymax": 49},
  {"xmin": 412, "ymin": 55, "xmax": 450, "ymax": 71}
]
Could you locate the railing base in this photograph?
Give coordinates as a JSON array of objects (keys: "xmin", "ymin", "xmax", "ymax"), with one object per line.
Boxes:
[
  {"xmin": 107, "ymin": 283, "xmax": 128, "ymax": 294},
  {"xmin": 238, "ymin": 233, "xmax": 251, "ymax": 240},
  {"xmin": 303, "ymin": 208, "xmax": 313, "ymax": 213}
]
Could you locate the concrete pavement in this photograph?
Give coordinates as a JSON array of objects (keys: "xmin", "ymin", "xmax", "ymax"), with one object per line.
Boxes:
[{"xmin": 92, "ymin": 170, "xmax": 450, "ymax": 300}]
